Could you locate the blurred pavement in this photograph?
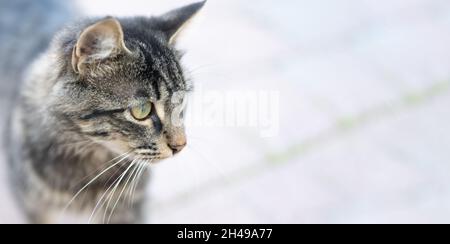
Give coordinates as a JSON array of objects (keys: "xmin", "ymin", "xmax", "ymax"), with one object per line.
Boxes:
[{"xmin": 1, "ymin": 0, "xmax": 450, "ymax": 223}]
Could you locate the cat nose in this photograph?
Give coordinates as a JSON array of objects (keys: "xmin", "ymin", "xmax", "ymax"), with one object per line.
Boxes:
[
  {"xmin": 168, "ymin": 143, "xmax": 186, "ymax": 154},
  {"xmin": 166, "ymin": 131, "xmax": 187, "ymax": 155}
]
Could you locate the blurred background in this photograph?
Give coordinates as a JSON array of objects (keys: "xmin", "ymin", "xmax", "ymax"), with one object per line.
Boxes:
[{"xmin": 1, "ymin": 0, "xmax": 450, "ymax": 223}]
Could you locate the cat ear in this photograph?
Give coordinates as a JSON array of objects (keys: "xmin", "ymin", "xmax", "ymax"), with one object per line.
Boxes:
[
  {"xmin": 158, "ymin": 1, "xmax": 206, "ymax": 45},
  {"xmin": 72, "ymin": 17, "xmax": 131, "ymax": 74}
]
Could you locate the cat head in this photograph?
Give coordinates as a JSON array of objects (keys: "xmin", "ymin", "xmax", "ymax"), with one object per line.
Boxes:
[{"xmin": 54, "ymin": 1, "xmax": 205, "ymax": 162}]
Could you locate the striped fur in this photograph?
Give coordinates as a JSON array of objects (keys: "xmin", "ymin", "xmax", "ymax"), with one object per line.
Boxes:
[{"xmin": 5, "ymin": 1, "xmax": 205, "ymax": 224}]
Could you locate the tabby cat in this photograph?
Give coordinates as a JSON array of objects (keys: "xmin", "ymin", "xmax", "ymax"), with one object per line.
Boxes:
[{"xmin": 6, "ymin": 1, "xmax": 205, "ymax": 224}]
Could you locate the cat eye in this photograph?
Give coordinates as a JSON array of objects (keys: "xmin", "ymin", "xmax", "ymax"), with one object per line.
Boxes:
[{"xmin": 130, "ymin": 102, "xmax": 152, "ymax": 121}]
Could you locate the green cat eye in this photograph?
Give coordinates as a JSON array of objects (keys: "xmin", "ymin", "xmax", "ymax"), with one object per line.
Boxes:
[{"xmin": 130, "ymin": 102, "xmax": 152, "ymax": 121}]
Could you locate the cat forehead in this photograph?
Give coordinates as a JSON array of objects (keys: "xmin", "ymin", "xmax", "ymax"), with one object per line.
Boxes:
[
  {"xmin": 135, "ymin": 43, "xmax": 186, "ymax": 93},
  {"xmin": 70, "ymin": 18, "xmax": 186, "ymax": 100},
  {"xmin": 86, "ymin": 62, "xmax": 181, "ymax": 104}
]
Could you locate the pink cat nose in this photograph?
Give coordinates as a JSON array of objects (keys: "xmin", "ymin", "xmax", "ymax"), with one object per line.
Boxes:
[
  {"xmin": 168, "ymin": 143, "xmax": 186, "ymax": 154},
  {"xmin": 166, "ymin": 131, "xmax": 187, "ymax": 155}
]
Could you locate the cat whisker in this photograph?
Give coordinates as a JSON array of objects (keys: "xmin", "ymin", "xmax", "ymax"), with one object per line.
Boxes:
[
  {"xmin": 11, "ymin": 0, "xmax": 206, "ymax": 224},
  {"xmin": 89, "ymin": 159, "xmax": 134, "ymax": 224},
  {"xmin": 61, "ymin": 150, "xmax": 132, "ymax": 216},
  {"xmin": 129, "ymin": 159, "xmax": 151, "ymax": 206},
  {"xmin": 127, "ymin": 160, "xmax": 147, "ymax": 207},
  {"xmin": 102, "ymin": 160, "xmax": 136, "ymax": 224},
  {"xmin": 71, "ymin": 149, "xmax": 128, "ymax": 189},
  {"xmin": 106, "ymin": 160, "xmax": 142, "ymax": 223},
  {"xmin": 87, "ymin": 163, "xmax": 132, "ymax": 224}
]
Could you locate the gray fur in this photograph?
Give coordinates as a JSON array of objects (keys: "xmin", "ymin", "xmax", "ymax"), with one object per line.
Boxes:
[
  {"xmin": 0, "ymin": 0, "xmax": 75, "ymax": 110},
  {"xmin": 5, "ymin": 1, "xmax": 205, "ymax": 224}
]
